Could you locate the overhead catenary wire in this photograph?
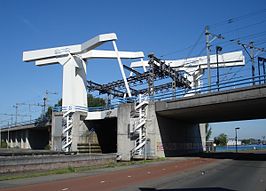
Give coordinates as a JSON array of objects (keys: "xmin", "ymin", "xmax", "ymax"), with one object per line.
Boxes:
[
  {"xmin": 220, "ymin": 19, "xmax": 266, "ymax": 35},
  {"xmin": 209, "ymin": 8, "xmax": 266, "ymax": 29},
  {"xmin": 160, "ymin": 31, "xmax": 205, "ymax": 59}
]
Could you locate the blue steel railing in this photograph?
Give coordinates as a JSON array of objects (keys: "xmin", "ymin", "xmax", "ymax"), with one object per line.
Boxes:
[
  {"xmin": 150, "ymin": 74, "xmax": 266, "ymax": 101},
  {"xmin": 52, "ymin": 74, "xmax": 266, "ymax": 113},
  {"xmin": 2, "ymin": 75, "xmax": 264, "ymax": 129},
  {"xmin": 0, "ymin": 117, "xmax": 49, "ymax": 129}
]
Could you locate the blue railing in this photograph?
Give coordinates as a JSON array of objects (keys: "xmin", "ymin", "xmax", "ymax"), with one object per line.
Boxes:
[
  {"xmin": 150, "ymin": 74, "xmax": 266, "ymax": 101},
  {"xmin": 0, "ymin": 117, "xmax": 48, "ymax": 129},
  {"xmin": 2, "ymin": 74, "xmax": 264, "ymax": 129},
  {"xmin": 52, "ymin": 74, "xmax": 266, "ymax": 113}
]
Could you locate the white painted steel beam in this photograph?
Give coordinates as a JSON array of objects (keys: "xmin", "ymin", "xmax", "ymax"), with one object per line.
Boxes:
[
  {"xmin": 23, "ymin": 33, "xmax": 117, "ymax": 62},
  {"xmin": 81, "ymin": 50, "xmax": 144, "ymax": 60},
  {"xmin": 35, "ymin": 50, "xmax": 144, "ymax": 66},
  {"xmin": 130, "ymin": 51, "xmax": 245, "ymax": 69}
]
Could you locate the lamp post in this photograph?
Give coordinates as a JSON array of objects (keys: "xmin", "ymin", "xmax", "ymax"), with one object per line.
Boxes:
[
  {"xmin": 216, "ymin": 46, "xmax": 223, "ymax": 91},
  {"xmin": 235, "ymin": 127, "xmax": 240, "ymax": 153}
]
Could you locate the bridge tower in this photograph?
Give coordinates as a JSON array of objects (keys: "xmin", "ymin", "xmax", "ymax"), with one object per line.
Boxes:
[{"xmin": 23, "ymin": 33, "xmax": 144, "ymax": 152}]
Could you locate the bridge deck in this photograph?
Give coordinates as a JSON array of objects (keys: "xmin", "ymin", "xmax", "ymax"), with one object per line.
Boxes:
[{"xmin": 155, "ymin": 83, "xmax": 266, "ymax": 123}]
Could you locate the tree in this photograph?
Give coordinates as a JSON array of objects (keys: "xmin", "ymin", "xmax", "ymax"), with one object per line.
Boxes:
[
  {"xmin": 214, "ymin": 133, "xmax": 228, "ymax": 146},
  {"xmin": 87, "ymin": 94, "xmax": 106, "ymax": 107},
  {"xmin": 54, "ymin": 95, "xmax": 106, "ymax": 108},
  {"xmin": 36, "ymin": 94, "xmax": 106, "ymax": 124},
  {"xmin": 205, "ymin": 123, "xmax": 212, "ymax": 141}
]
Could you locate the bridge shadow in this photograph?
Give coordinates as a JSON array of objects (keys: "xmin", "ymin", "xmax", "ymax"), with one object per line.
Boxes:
[
  {"xmin": 177, "ymin": 151, "xmax": 266, "ymax": 161},
  {"xmin": 139, "ymin": 187, "xmax": 236, "ymax": 191}
]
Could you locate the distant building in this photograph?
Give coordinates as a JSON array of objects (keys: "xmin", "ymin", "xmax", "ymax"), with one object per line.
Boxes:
[{"xmin": 227, "ymin": 138, "xmax": 241, "ymax": 146}]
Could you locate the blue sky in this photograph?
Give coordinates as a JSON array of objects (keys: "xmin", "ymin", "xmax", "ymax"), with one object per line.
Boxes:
[{"xmin": 0, "ymin": 0, "xmax": 265, "ymax": 139}]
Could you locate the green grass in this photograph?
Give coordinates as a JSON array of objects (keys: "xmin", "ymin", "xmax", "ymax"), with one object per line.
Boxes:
[{"xmin": 0, "ymin": 158, "xmax": 165, "ymax": 181}]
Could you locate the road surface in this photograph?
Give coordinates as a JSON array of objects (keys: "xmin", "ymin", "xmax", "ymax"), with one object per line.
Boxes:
[
  {"xmin": 123, "ymin": 159, "xmax": 266, "ymax": 191},
  {"xmin": 0, "ymin": 156, "xmax": 265, "ymax": 191}
]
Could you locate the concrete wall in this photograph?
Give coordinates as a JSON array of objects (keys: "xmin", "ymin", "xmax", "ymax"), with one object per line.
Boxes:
[
  {"xmin": 147, "ymin": 102, "xmax": 205, "ymax": 157},
  {"xmin": 156, "ymin": 116, "xmax": 206, "ymax": 156},
  {"xmin": 52, "ymin": 112, "xmax": 63, "ymax": 151},
  {"xmin": 52, "ymin": 112, "xmax": 90, "ymax": 152},
  {"xmin": 71, "ymin": 112, "xmax": 89, "ymax": 151},
  {"xmin": 117, "ymin": 102, "xmax": 206, "ymax": 161},
  {"xmin": 117, "ymin": 103, "xmax": 135, "ymax": 161},
  {"xmin": 52, "ymin": 112, "xmax": 117, "ymax": 153},
  {"xmin": 0, "ymin": 154, "xmax": 116, "ymax": 173}
]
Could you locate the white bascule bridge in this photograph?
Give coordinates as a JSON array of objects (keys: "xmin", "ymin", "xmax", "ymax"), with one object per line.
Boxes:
[{"xmin": 23, "ymin": 33, "xmax": 245, "ymax": 159}]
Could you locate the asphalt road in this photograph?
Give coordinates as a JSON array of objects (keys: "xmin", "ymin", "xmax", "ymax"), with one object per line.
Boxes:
[
  {"xmin": 125, "ymin": 159, "xmax": 266, "ymax": 191},
  {"xmin": 1, "ymin": 157, "xmax": 266, "ymax": 191},
  {"xmin": 0, "ymin": 158, "xmax": 216, "ymax": 191}
]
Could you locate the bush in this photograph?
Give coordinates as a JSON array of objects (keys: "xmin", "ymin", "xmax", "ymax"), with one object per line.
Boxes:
[
  {"xmin": 44, "ymin": 144, "xmax": 51, "ymax": 150},
  {"xmin": 0, "ymin": 141, "xmax": 7, "ymax": 148}
]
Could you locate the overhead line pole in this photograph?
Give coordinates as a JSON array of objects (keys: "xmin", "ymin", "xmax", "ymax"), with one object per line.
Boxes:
[
  {"xmin": 13, "ymin": 104, "xmax": 18, "ymax": 125},
  {"xmin": 250, "ymin": 41, "xmax": 255, "ymax": 85},
  {"xmin": 205, "ymin": 26, "xmax": 211, "ymax": 91}
]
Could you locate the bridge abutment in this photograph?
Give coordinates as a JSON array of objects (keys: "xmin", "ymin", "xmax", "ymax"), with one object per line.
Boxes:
[
  {"xmin": 52, "ymin": 112, "xmax": 117, "ymax": 153},
  {"xmin": 117, "ymin": 102, "xmax": 206, "ymax": 161},
  {"xmin": 52, "ymin": 112, "xmax": 90, "ymax": 152}
]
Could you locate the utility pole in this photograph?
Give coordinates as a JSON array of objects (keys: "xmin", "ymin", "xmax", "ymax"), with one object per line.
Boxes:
[
  {"xmin": 216, "ymin": 46, "xmax": 223, "ymax": 91},
  {"xmin": 13, "ymin": 104, "xmax": 18, "ymax": 125},
  {"xmin": 43, "ymin": 97, "xmax": 47, "ymax": 116},
  {"xmin": 43, "ymin": 90, "xmax": 57, "ymax": 116},
  {"xmin": 205, "ymin": 26, "xmax": 211, "ymax": 91},
  {"xmin": 250, "ymin": 41, "xmax": 255, "ymax": 85},
  {"xmin": 235, "ymin": 127, "xmax": 240, "ymax": 153},
  {"xmin": 16, "ymin": 103, "xmax": 32, "ymax": 121},
  {"xmin": 7, "ymin": 122, "xmax": 10, "ymax": 148}
]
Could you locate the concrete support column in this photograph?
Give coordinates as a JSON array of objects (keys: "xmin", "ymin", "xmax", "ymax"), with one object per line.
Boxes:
[
  {"xmin": 71, "ymin": 111, "xmax": 89, "ymax": 151},
  {"xmin": 117, "ymin": 102, "xmax": 206, "ymax": 160},
  {"xmin": 117, "ymin": 103, "xmax": 134, "ymax": 161},
  {"xmin": 10, "ymin": 132, "xmax": 14, "ymax": 148},
  {"xmin": 21, "ymin": 131, "xmax": 24, "ymax": 149},
  {"xmin": 146, "ymin": 102, "xmax": 164, "ymax": 158},
  {"xmin": 25, "ymin": 129, "xmax": 31, "ymax": 149},
  {"xmin": 199, "ymin": 123, "xmax": 207, "ymax": 152},
  {"xmin": 52, "ymin": 111, "xmax": 89, "ymax": 152},
  {"xmin": 51, "ymin": 112, "xmax": 63, "ymax": 151},
  {"xmin": 15, "ymin": 131, "xmax": 19, "ymax": 148}
]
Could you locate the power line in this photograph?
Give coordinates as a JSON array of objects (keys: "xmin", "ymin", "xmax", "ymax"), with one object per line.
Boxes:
[
  {"xmin": 159, "ymin": 44, "xmax": 198, "ymax": 58},
  {"xmin": 209, "ymin": 31, "xmax": 266, "ymax": 53},
  {"xmin": 160, "ymin": 31, "xmax": 205, "ymax": 58},
  {"xmin": 213, "ymin": 32, "xmax": 266, "ymax": 48},
  {"xmin": 209, "ymin": 8, "xmax": 266, "ymax": 28},
  {"xmin": 186, "ymin": 31, "xmax": 205, "ymax": 58},
  {"xmin": 221, "ymin": 19, "xmax": 266, "ymax": 35}
]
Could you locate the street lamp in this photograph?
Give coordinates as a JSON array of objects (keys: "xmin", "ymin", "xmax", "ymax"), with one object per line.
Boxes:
[
  {"xmin": 216, "ymin": 46, "xmax": 223, "ymax": 91},
  {"xmin": 235, "ymin": 127, "xmax": 240, "ymax": 153}
]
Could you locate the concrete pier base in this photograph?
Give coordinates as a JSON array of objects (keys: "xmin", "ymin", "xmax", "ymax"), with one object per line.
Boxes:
[
  {"xmin": 52, "ymin": 102, "xmax": 205, "ymax": 160},
  {"xmin": 52, "ymin": 112, "xmax": 117, "ymax": 153},
  {"xmin": 117, "ymin": 102, "xmax": 206, "ymax": 161}
]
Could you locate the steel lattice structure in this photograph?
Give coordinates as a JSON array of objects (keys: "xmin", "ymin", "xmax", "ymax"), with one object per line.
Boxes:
[{"xmin": 87, "ymin": 54, "xmax": 191, "ymax": 98}]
